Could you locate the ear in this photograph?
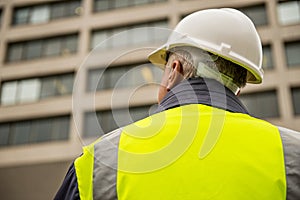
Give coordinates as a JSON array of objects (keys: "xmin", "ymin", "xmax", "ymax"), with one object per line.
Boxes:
[{"xmin": 166, "ymin": 60, "xmax": 184, "ymax": 91}]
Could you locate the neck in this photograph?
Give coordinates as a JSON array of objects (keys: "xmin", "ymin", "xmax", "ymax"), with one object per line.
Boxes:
[
  {"xmin": 156, "ymin": 77, "xmax": 248, "ymax": 114},
  {"xmin": 196, "ymin": 62, "xmax": 240, "ymax": 95}
]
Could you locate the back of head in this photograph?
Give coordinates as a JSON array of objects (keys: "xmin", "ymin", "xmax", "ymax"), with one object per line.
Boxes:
[{"xmin": 167, "ymin": 46, "xmax": 247, "ymax": 94}]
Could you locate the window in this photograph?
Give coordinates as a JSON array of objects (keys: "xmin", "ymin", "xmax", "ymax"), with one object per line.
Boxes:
[
  {"xmin": 262, "ymin": 45, "xmax": 274, "ymax": 69},
  {"xmin": 285, "ymin": 40, "xmax": 300, "ymax": 67},
  {"xmin": 0, "ymin": 79, "xmax": 41, "ymax": 105},
  {"xmin": 13, "ymin": 7, "xmax": 29, "ymax": 25},
  {"xmin": 32, "ymin": 118, "xmax": 52, "ymax": 142},
  {"xmin": 84, "ymin": 105, "xmax": 152, "ymax": 138},
  {"xmin": 0, "ymin": 124, "xmax": 9, "ymax": 146},
  {"xmin": 87, "ymin": 63, "xmax": 162, "ymax": 91},
  {"xmin": 31, "ymin": 5, "xmax": 50, "ymax": 24},
  {"xmin": 90, "ymin": 21, "xmax": 168, "ymax": 49},
  {"xmin": 6, "ymin": 43, "xmax": 24, "ymax": 62},
  {"xmin": 6, "ymin": 34, "xmax": 78, "ymax": 62},
  {"xmin": 94, "ymin": 0, "xmax": 110, "ymax": 11},
  {"xmin": 0, "ymin": 73, "xmax": 74, "ymax": 106},
  {"xmin": 18, "ymin": 79, "xmax": 41, "ymax": 103},
  {"xmin": 292, "ymin": 87, "xmax": 300, "ymax": 115},
  {"xmin": 239, "ymin": 4, "xmax": 268, "ymax": 26},
  {"xmin": 12, "ymin": 0, "xmax": 81, "ymax": 25},
  {"xmin": 40, "ymin": 73, "xmax": 73, "ymax": 99},
  {"xmin": 0, "ymin": 9, "xmax": 2, "ymax": 27},
  {"xmin": 44, "ymin": 38, "xmax": 61, "ymax": 57},
  {"xmin": 26, "ymin": 40, "xmax": 43, "ymax": 60},
  {"xmin": 64, "ymin": 34, "xmax": 78, "ymax": 54},
  {"xmin": 54, "ymin": 0, "xmax": 81, "ymax": 19},
  {"xmin": 239, "ymin": 90, "xmax": 280, "ymax": 118},
  {"xmin": 93, "ymin": 0, "xmax": 166, "ymax": 12},
  {"xmin": 1, "ymin": 81, "xmax": 17, "ymax": 105},
  {"xmin": 277, "ymin": 0, "xmax": 300, "ymax": 25},
  {"xmin": 11, "ymin": 121, "xmax": 31, "ymax": 145},
  {"xmin": 0, "ymin": 115, "xmax": 70, "ymax": 147}
]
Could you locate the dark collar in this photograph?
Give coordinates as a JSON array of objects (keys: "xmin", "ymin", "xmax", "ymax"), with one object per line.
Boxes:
[{"xmin": 156, "ymin": 77, "xmax": 249, "ymax": 114}]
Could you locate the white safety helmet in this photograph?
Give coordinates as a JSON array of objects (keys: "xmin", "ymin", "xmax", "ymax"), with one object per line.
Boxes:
[{"xmin": 148, "ymin": 8, "xmax": 264, "ymax": 84}]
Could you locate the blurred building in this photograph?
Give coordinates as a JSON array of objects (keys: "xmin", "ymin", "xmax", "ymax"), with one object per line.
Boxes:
[{"xmin": 0, "ymin": 0, "xmax": 299, "ymax": 199}]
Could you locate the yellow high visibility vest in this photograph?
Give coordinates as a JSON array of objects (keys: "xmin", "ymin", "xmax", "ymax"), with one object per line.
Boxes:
[
  {"xmin": 118, "ymin": 104, "xmax": 286, "ymax": 199},
  {"xmin": 75, "ymin": 104, "xmax": 286, "ymax": 199}
]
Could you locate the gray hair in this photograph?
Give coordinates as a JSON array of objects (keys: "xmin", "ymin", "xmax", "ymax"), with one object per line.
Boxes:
[{"xmin": 167, "ymin": 46, "xmax": 247, "ymax": 92}]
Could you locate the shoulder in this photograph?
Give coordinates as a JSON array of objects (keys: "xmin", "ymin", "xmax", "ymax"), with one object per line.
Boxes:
[
  {"xmin": 277, "ymin": 126, "xmax": 300, "ymax": 199},
  {"xmin": 277, "ymin": 126, "xmax": 300, "ymax": 146},
  {"xmin": 92, "ymin": 128, "xmax": 122, "ymax": 148},
  {"xmin": 92, "ymin": 128, "xmax": 123, "ymax": 168},
  {"xmin": 277, "ymin": 126, "xmax": 300, "ymax": 160},
  {"xmin": 54, "ymin": 162, "xmax": 80, "ymax": 200}
]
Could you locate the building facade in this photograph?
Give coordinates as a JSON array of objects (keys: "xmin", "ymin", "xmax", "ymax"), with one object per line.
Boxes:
[{"xmin": 0, "ymin": 0, "xmax": 299, "ymax": 199}]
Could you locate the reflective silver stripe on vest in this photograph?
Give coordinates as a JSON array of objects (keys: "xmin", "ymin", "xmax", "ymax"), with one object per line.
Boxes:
[
  {"xmin": 93, "ymin": 128, "xmax": 121, "ymax": 200},
  {"xmin": 278, "ymin": 126, "xmax": 300, "ymax": 200}
]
